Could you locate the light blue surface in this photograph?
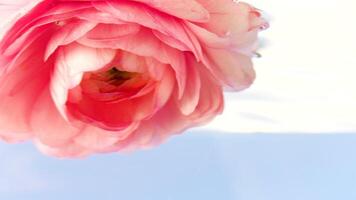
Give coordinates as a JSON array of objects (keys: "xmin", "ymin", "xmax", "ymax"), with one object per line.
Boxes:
[{"xmin": 1, "ymin": 132, "xmax": 356, "ymax": 200}]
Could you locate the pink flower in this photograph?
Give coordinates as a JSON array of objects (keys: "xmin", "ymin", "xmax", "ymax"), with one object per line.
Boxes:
[{"xmin": 0, "ymin": 0, "xmax": 267, "ymax": 157}]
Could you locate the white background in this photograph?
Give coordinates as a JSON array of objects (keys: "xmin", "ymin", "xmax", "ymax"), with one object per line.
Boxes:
[{"xmin": 203, "ymin": 0, "xmax": 356, "ymax": 133}]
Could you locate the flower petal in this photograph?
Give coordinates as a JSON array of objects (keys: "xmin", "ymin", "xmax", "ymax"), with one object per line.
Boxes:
[
  {"xmin": 0, "ymin": 32, "xmax": 50, "ymax": 142},
  {"xmin": 203, "ymin": 47, "xmax": 256, "ymax": 90},
  {"xmin": 31, "ymin": 87, "xmax": 83, "ymax": 147},
  {"xmin": 131, "ymin": 0, "xmax": 210, "ymax": 22},
  {"xmin": 51, "ymin": 42, "xmax": 116, "ymax": 120},
  {"xmin": 78, "ymin": 28, "xmax": 187, "ymax": 98},
  {"xmin": 177, "ymin": 55, "xmax": 201, "ymax": 115},
  {"xmin": 45, "ymin": 19, "xmax": 97, "ymax": 60}
]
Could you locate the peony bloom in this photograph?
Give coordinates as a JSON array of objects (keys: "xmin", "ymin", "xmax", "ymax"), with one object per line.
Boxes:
[{"xmin": 0, "ymin": 0, "xmax": 268, "ymax": 157}]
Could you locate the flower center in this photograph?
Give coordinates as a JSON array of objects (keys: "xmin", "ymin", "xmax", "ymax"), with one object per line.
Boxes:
[
  {"xmin": 76, "ymin": 67, "xmax": 149, "ymax": 102},
  {"xmin": 90, "ymin": 67, "xmax": 139, "ymax": 87}
]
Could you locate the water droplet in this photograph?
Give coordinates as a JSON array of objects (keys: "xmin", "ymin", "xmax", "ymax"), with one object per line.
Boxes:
[
  {"xmin": 54, "ymin": 21, "xmax": 65, "ymax": 26},
  {"xmin": 253, "ymin": 52, "xmax": 262, "ymax": 58},
  {"xmin": 259, "ymin": 23, "xmax": 270, "ymax": 31}
]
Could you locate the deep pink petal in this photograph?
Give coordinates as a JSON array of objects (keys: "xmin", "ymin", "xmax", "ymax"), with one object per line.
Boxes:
[{"xmin": 0, "ymin": 31, "xmax": 51, "ymax": 142}]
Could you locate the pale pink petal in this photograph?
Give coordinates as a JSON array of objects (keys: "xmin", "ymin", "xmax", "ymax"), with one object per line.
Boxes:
[
  {"xmin": 187, "ymin": 66, "xmax": 224, "ymax": 123},
  {"xmin": 131, "ymin": 0, "xmax": 210, "ymax": 22},
  {"xmin": 177, "ymin": 55, "xmax": 201, "ymax": 115},
  {"xmin": 192, "ymin": 1, "xmax": 268, "ymax": 51},
  {"xmin": 85, "ymin": 23, "xmax": 141, "ymax": 40},
  {"xmin": 0, "ymin": 0, "xmax": 43, "ymax": 40},
  {"xmin": 203, "ymin": 47, "xmax": 256, "ymax": 91},
  {"xmin": 0, "ymin": 1, "xmax": 54, "ymax": 52},
  {"xmin": 152, "ymin": 30, "xmax": 189, "ymax": 51},
  {"xmin": 51, "ymin": 42, "xmax": 116, "ymax": 120},
  {"xmin": 75, "ymin": 9, "xmax": 127, "ymax": 24},
  {"xmin": 73, "ymin": 122, "xmax": 139, "ymax": 151},
  {"xmin": 30, "ymin": 88, "xmax": 83, "ymax": 147},
  {"xmin": 152, "ymin": 66, "xmax": 176, "ymax": 110},
  {"xmin": 185, "ymin": 21, "xmax": 231, "ymax": 48},
  {"xmin": 92, "ymin": 1, "xmax": 202, "ymax": 58},
  {"xmin": 45, "ymin": 19, "xmax": 97, "ymax": 60},
  {"xmin": 196, "ymin": 1, "xmax": 251, "ymax": 36},
  {"xmin": 35, "ymin": 139, "xmax": 92, "ymax": 158}
]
